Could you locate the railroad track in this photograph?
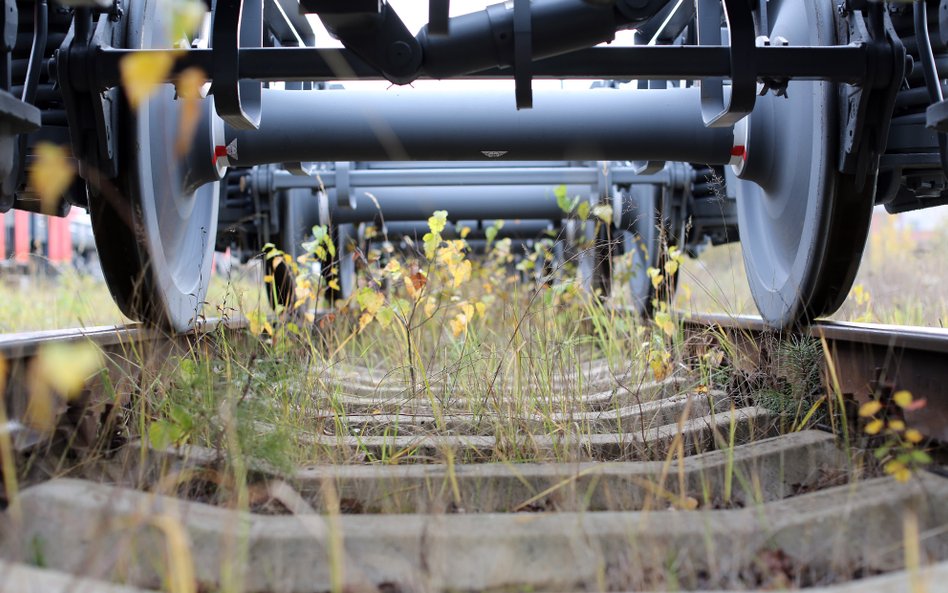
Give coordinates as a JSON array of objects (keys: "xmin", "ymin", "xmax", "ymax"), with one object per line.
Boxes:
[{"xmin": 0, "ymin": 314, "xmax": 946, "ymax": 592}]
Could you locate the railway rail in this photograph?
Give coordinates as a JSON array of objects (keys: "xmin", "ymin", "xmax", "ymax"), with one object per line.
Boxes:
[{"xmin": 0, "ymin": 312, "xmax": 945, "ymax": 592}]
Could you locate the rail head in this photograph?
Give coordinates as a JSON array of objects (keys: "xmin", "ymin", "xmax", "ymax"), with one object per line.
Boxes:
[{"xmin": 0, "ymin": 317, "xmax": 248, "ymax": 360}]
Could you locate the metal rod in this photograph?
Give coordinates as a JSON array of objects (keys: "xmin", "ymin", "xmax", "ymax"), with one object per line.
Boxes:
[
  {"xmin": 90, "ymin": 45, "xmax": 871, "ymax": 89},
  {"xmin": 22, "ymin": 0, "xmax": 48, "ymax": 104},
  {"xmin": 381, "ymin": 219, "xmax": 556, "ymax": 240},
  {"xmin": 914, "ymin": 0, "xmax": 948, "ymax": 179},
  {"xmin": 325, "ymin": 185, "xmax": 596, "ymax": 224},
  {"xmin": 271, "ymin": 167, "xmax": 668, "ymax": 190},
  {"xmin": 229, "ymin": 87, "xmax": 735, "ymax": 165}
]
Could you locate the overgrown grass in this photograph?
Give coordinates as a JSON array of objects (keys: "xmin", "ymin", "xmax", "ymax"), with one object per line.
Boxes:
[{"xmin": 0, "ymin": 212, "xmax": 941, "ymax": 592}]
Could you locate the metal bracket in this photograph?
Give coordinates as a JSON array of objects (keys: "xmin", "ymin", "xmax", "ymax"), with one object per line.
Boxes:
[
  {"xmin": 696, "ymin": 0, "xmax": 756, "ymax": 128},
  {"xmin": 595, "ymin": 161, "xmax": 611, "ymax": 204},
  {"xmin": 334, "ymin": 161, "xmax": 355, "ymax": 209},
  {"xmin": 313, "ymin": 2, "xmax": 421, "ymax": 85},
  {"xmin": 428, "ymin": 0, "xmax": 449, "ymax": 36},
  {"xmin": 55, "ymin": 9, "xmax": 121, "ymax": 185},
  {"xmin": 211, "ymin": 0, "xmax": 263, "ymax": 130},
  {"xmin": 513, "ymin": 0, "xmax": 532, "ymax": 110},
  {"xmin": 837, "ymin": 4, "xmax": 904, "ymax": 188}
]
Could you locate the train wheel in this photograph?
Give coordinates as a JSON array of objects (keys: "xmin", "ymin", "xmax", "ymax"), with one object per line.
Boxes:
[
  {"xmin": 733, "ymin": 0, "xmax": 875, "ymax": 327},
  {"xmin": 89, "ymin": 0, "xmax": 222, "ymax": 330}
]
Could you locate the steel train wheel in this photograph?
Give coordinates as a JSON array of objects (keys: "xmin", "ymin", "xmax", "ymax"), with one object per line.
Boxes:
[
  {"xmin": 733, "ymin": 0, "xmax": 875, "ymax": 327},
  {"xmin": 89, "ymin": 0, "xmax": 221, "ymax": 330}
]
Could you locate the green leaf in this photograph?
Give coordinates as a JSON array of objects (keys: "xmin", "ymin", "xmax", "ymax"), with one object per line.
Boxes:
[
  {"xmin": 179, "ymin": 358, "xmax": 198, "ymax": 384},
  {"xmin": 577, "ymin": 201, "xmax": 590, "ymax": 222},
  {"xmin": 311, "ymin": 225, "xmax": 328, "ymax": 244},
  {"xmin": 375, "ymin": 306, "xmax": 394, "ymax": 329},
  {"xmin": 423, "ymin": 231, "xmax": 441, "ymax": 260},
  {"xmin": 356, "ymin": 286, "xmax": 385, "ymax": 315},
  {"xmin": 555, "ymin": 185, "xmax": 571, "ymax": 213},
  {"xmin": 391, "ymin": 298, "xmax": 412, "ymax": 316},
  {"xmin": 910, "ymin": 450, "xmax": 932, "ymax": 464},
  {"xmin": 485, "ymin": 226, "xmax": 498, "ymax": 247},
  {"xmin": 148, "ymin": 420, "xmax": 183, "ymax": 450},
  {"xmin": 169, "ymin": 404, "xmax": 193, "ymax": 432}
]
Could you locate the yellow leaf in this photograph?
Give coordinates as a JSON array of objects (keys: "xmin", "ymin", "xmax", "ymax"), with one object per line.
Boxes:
[
  {"xmin": 475, "ymin": 302, "xmax": 487, "ymax": 318},
  {"xmin": 452, "ymin": 259, "xmax": 472, "ymax": 289},
  {"xmin": 592, "ymin": 204, "xmax": 613, "ymax": 225},
  {"xmin": 35, "ymin": 342, "xmax": 104, "ymax": 399},
  {"xmin": 888, "ymin": 419, "xmax": 905, "ymax": 432},
  {"xmin": 678, "ymin": 496, "xmax": 698, "ymax": 511},
  {"xmin": 648, "ymin": 350, "xmax": 672, "ymax": 381},
  {"xmin": 884, "ymin": 460, "xmax": 911, "ymax": 482},
  {"xmin": 263, "ymin": 275, "xmax": 274, "ymax": 284},
  {"xmin": 905, "ymin": 429, "xmax": 924, "ymax": 444},
  {"xmin": 427, "ymin": 210, "xmax": 448, "ymax": 234},
  {"xmin": 120, "ymin": 51, "xmax": 176, "ymax": 109},
  {"xmin": 29, "ymin": 143, "xmax": 75, "ymax": 214},
  {"xmin": 460, "ymin": 226, "xmax": 471, "ymax": 239},
  {"xmin": 647, "ymin": 267, "xmax": 664, "ymax": 289},
  {"xmin": 450, "ymin": 314, "xmax": 468, "ymax": 337},
  {"xmin": 26, "ymin": 342, "xmax": 104, "ymax": 432},
  {"xmin": 424, "ymin": 297, "xmax": 438, "ymax": 318},
  {"xmin": 382, "ymin": 259, "xmax": 402, "ymax": 278},
  {"xmin": 858, "ymin": 400, "xmax": 883, "ymax": 418},
  {"xmin": 664, "ymin": 258, "xmax": 679, "ymax": 277},
  {"xmin": 358, "ymin": 312, "xmax": 374, "ymax": 331},
  {"xmin": 174, "ymin": 67, "xmax": 206, "ymax": 157},
  {"xmin": 170, "ymin": 0, "xmax": 206, "ymax": 45},
  {"xmin": 893, "ymin": 390, "xmax": 914, "ymax": 408},
  {"xmin": 864, "ymin": 418, "xmax": 884, "ymax": 435},
  {"xmin": 328, "ymin": 279, "xmax": 340, "ymax": 291}
]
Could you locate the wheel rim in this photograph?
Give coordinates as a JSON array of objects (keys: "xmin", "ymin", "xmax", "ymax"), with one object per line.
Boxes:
[
  {"xmin": 734, "ymin": 0, "xmax": 874, "ymax": 327},
  {"xmin": 90, "ymin": 0, "xmax": 219, "ymax": 330}
]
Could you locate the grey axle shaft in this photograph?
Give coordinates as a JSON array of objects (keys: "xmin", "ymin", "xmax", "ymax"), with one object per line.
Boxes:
[
  {"xmin": 226, "ymin": 87, "xmax": 737, "ymax": 165},
  {"xmin": 323, "ymin": 184, "xmax": 595, "ymax": 224}
]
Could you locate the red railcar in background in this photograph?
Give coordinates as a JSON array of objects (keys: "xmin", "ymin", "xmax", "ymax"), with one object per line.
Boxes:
[{"xmin": 0, "ymin": 208, "xmax": 94, "ymax": 269}]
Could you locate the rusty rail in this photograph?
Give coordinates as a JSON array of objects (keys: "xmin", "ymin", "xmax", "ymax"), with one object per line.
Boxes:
[{"xmin": 682, "ymin": 313, "xmax": 948, "ymax": 441}]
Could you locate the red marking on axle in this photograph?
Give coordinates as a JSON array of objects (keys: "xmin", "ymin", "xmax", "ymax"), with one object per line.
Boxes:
[
  {"xmin": 213, "ymin": 145, "xmax": 228, "ymax": 164},
  {"xmin": 730, "ymin": 145, "xmax": 746, "ymax": 158}
]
